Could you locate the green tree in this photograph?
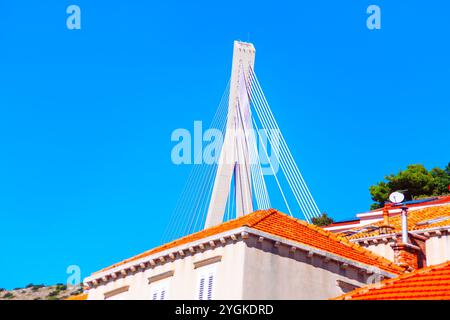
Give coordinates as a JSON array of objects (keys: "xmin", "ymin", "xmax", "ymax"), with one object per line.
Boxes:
[
  {"xmin": 431, "ymin": 163, "xmax": 450, "ymax": 195},
  {"xmin": 311, "ymin": 213, "xmax": 334, "ymax": 227},
  {"xmin": 369, "ymin": 163, "xmax": 450, "ymax": 209}
]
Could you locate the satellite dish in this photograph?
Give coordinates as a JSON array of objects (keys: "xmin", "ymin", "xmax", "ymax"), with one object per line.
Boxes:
[{"xmin": 389, "ymin": 191, "xmax": 405, "ymax": 204}]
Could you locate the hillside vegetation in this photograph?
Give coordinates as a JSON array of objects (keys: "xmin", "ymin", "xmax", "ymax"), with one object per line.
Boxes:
[{"xmin": 0, "ymin": 283, "xmax": 83, "ymax": 300}]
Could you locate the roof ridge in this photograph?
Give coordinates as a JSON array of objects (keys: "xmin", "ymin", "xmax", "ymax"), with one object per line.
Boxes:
[
  {"xmin": 244, "ymin": 209, "xmax": 278, "ymax": 227},
  {"xmin": 245, "ymin": 208, "xmax": 285, "ymax": 227}
]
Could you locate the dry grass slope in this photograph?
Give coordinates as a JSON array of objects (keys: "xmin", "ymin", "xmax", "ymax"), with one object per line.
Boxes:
[{"xmin": 0, "ymin": 283, "xmax": 84, "ymax": 300}]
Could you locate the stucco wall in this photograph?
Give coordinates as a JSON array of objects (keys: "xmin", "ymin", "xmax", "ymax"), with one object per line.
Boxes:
[
  {"xmin": 241, "ymin": 236, "xmax": 375, "ymax": 300},
  {"xmin": 357, "ymin": 234, "xmax": 450, "ymax": 268},
  {"xmin": 87, "ymin": 240, "xmax": 246, "ymax": 300},
  {"xmin": 86, "ymin": 233, "xmax": 391, "ymax": 300},
  {"xmin": 426, "ymin": 235, "xmax": 450, "ymax": 266},
  {"xmin": 365, "ymin": 242, "xmax": 395, "ymax": 262}
]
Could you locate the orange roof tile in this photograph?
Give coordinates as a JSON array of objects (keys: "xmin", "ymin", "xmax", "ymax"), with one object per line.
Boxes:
[
  {"xmin": 65, "ymin": 293, "xmax": 88, "ymax": 300},
  {"xmin": 343, "ymin": 204, "xmax": 450, "ymax": 240},
  {"xmin": 334, "ymin": 261, "xmax": 450, "ymax": 300},
  {"xmin": 93, "ymin": 209, "xmax": 405, "ymax": 276}
]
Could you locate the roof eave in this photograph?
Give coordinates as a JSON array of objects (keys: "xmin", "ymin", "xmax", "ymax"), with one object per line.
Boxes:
[{"xmin": 85, "ymin": 226, "xmax": 401, "ymax": 287}]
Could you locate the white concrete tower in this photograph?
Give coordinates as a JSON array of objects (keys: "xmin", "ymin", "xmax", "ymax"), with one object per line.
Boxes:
[{"xmin": 204, "ymin": 41, "xmax": 256, "ymax": 228}]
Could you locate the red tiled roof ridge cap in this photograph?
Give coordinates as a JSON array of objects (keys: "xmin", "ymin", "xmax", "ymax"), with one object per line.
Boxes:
[{"xmin": 243, "ymin": 208, "xmax": 279, "ymax": 227}]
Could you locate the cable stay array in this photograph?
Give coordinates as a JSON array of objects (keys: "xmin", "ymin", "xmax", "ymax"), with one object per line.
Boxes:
[{"xmin": 162, "ymin": 65, "xmax": 321, "ymax": 243}]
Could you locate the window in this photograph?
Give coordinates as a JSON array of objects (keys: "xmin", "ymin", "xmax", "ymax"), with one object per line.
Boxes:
[
  {"xmin": 197, "ymin": 267, "xmax": 215, "ymax": 300},
  {"xmin": 148, "ymin": 270, "xmax": 173, "ymax": 300},
  {"xmin": 151, "ymin": 282, "xmax": 168, "ymax": 300}
]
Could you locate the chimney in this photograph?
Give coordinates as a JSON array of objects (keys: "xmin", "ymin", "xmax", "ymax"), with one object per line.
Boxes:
[
  {"xmin": 390, "ymin": 205, "xmax": 420, "ymax": 271},
  {"xmin": 383, "ymin": 205, "xmax": 390, "ymax": 226},
  {"xmin": 379, "ymin": 204, "xmax": 393, "ymax": 235},
  {"xmin": 401, "ymin": 205, "xmax": 408, "ymax": 244},
  {"xmin": 391, "ymin": 241, "xmax": 420, "ymax": 271}
]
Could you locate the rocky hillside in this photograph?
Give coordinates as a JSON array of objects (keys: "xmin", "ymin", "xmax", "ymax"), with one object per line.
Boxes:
[{"xmin": 0, "ymin": 283, "xmax": 84, "ymax": 300}]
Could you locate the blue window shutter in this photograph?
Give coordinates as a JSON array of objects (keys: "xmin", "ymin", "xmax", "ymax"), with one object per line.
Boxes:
[
  {"xmin": 207, "ymin": 274, "xmax": 214, "ymax": 300},
  {"xmin": 199, "ymin": 277, "xmax": 205, "ymax": 300}
]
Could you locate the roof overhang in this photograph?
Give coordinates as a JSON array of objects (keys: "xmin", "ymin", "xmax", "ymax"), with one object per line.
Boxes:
[
  {"xmin": 84, "ymin": 226, "xmax": 401, "ymax": 288},
  {"xmin": 349, "ymin": 225, "xmax": 450, "ymax": 245}
]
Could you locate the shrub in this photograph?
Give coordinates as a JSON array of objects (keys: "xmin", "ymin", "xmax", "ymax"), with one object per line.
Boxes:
[
  {"xmin": 311, "ymin": 212, "xmax": 334, "ymax": 227},
  {"xmin": 48, "ymin": 290, "xmax": 59, "ymax": 297},
  {"xmin": 56, "ymin": 284, "xmax": 67, "ymax": 291},
  {"xmin": 3, "ymin": 293, "xmax": 14, "ymax": 299},
  {"xmin": 71, "ymin": 288, "xmax": 83, "ymax": 295},
  {"xmin": 31, "ymin": 284, "xmax": 45, "ymax": 292}
]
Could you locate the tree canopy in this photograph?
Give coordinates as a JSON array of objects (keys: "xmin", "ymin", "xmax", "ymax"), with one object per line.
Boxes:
[
  {"xmin": 369, "ymin": 163, "xmax": 450, "ymax": 210},
  {"xmin": 311, "ymin": 213, "xmax": 334, "ymax": 227}
]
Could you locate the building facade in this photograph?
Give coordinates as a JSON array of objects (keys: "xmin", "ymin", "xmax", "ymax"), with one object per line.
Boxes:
[
  {"xmin": 331, "ymin": 198, "xmax": 450, "ymax": 270},
  {"xmin": 83, "ymin": 210, "xmax": 404, "ymax": 300}
]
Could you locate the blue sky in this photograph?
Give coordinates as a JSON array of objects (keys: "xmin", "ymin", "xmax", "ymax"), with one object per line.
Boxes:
[{"xmin": 0, "ymin": 1, "xmax": 449, "ymax": 289}]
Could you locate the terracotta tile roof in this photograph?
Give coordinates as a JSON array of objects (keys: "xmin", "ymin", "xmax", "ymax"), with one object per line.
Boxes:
[
  {"xmin": 93, "ymin": 209, "xmax": 404, "ymax": 276},
  {"xmin": 343, "ymin": 204, "xmax": 450, "ymax": 240},
  {"xmin": 334, "ymin": 260, "xmax": 450, "ymax": 300},
  {"xmin": 65, "ymin": 293, "xmax": 88, "ymax": 300}
]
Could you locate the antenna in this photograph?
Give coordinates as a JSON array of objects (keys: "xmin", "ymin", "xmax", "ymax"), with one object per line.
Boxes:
[{"xmin": 389, "ymin": 191, "xmax": 405, "ymax": 204}]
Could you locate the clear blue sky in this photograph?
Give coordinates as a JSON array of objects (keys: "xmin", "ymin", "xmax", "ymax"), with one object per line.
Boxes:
[{"xmin": 0, "ymin": 1, "xmax": 449, "ymax": 289}]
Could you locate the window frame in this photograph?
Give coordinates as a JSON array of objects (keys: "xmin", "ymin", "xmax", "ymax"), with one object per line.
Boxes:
[
  {"xmin": 196, "ymin": 265, "xmax": 216, "ymax": 300},
  {"xmin": 150, "ymin": 279, "xmax": 169, "ymax": 300}
]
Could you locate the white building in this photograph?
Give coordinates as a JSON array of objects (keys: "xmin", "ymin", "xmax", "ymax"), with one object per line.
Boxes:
[
  {"xmin": 325, "ymin": 195, "xmax": 450, "ymax": 233},
  {"xmin": 81, "ymin": 209, "xmax": 404, "ymax": 300},
  {"xmin": 327, "ymin": 197, "xmax": 450, "ymax": 270}
]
